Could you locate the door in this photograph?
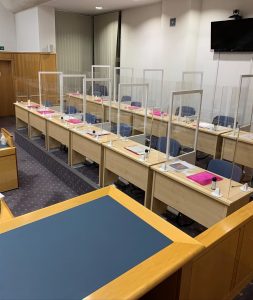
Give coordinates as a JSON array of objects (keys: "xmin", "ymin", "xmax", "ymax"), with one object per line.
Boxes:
[{"xmin": 0, "ymin": 60, "xmax": 14, "ymax": 116}]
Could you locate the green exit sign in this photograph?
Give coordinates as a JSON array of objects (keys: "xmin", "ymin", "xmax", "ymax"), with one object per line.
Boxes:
[{"xmin": 0, "ymin": 46, "xmax": 4, "ymax": 51}]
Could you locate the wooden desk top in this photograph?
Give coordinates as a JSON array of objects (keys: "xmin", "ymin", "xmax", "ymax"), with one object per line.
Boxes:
[
  {"xmin": 222, "ymin": 130, "xmax": 253, "ymax": 145},
  {"xmin": 70, "ymin": 124, "xmax": 119, "ymax": 145},
  {"xmin": 152, "ymin": 162, "xmax": 252, "ymax": 206},
  {"xmin": 0, "ymin": 186, "xmax": 203, "ymax": 300},
  {"xmin": 103, "ymin": 139, "xmax": 167, "ymax": 167}
]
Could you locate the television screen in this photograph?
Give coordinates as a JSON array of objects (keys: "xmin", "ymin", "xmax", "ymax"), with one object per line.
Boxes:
[{"xmin": 211, "ymin": 18, "xmax": 253, "ymax": 52}]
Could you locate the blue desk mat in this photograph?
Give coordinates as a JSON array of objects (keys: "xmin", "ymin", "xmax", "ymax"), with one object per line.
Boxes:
[{"xmin": 0, "ymin": 196, "xmax": 172, "ymax": 300}]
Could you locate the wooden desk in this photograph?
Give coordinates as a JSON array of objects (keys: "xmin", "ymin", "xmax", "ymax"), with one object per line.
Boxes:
[
  {"xmin": 151, "ymin": 162, "xmax": 252, "ymax": 228},
  {"xmin": 103, "ymin": 139, "xmax": 167, "ymax": 207},
  {"xmin": 221, "ymin": 131, "xmax": 253, "ymax": 168},
  {"xmin": 46, "ymin": 116, "xmax": 71, "ymax": 164},
  {"xmin": 0, "ymin": 129, "xmax": 19, "ymax": 192},
  {"xmin": 103, "ymin": 102, "xmax": 133, "ymax": 126},
  {"xmin": 14, "ymin": 102, "xmax": 30, "ymax": 130},
  {"xmin": 0, "ymin": 186, "xmax": 203, "ymax": 300},
  {"xmin": 70, "ymin": 125, "xmax": 118, "ymax": 186},
  {"xmin": 68, "ymin": 94, "xmax": 107, "ymax": 121}
]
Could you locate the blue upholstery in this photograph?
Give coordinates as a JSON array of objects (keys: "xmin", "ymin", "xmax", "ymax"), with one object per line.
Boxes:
[
  {"xmin": 85, "ymin": 113, "xmax": 97, "ymax": 124},
  {"xmin": 94, "ymin": 90, "xmax": 102, "ymax": 97},
  {"xmin": 131, "ymin": 101, "xmax": 142, "ymax": 107},
  {"xmin": 121, "ymin": 95, "xmax": 132, "ymax": 102},
  {"xmin": 207, "ymin": 159, "xmax": 242, "ymax": 182},
  {"xmin": 175, "ymin": 106, "xmax": 196, "ymax": 117},
  {"xmin": 0, "ymin": 196, "xmax": 171, "ymax": 300},
  {"xmin": 120, "ymin": 123, "xmax": 132, "ymax": 137},
  {"xmin": 212, "ymin": 115, "xmax": 235, "ymax": 127},
  {"xmin": 100, "ymin": 85, "xmax": 108, "ymax": 96},
  {"xmin": 157, "ymin": 137, "xmax": 181, "ymax": 157},
  {"xmin": 43, "ymin": 100, "xmax": 53, "ymax": 107},
  {"xmin": 65, "ymin": 106, "xmax": 77, "ymax": 114}
]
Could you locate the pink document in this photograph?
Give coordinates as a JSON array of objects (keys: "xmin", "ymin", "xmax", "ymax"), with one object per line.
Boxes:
[
  {"xmin": 187, "ymin": 171, "xmax": 223, "ymax": 186},
  {"xmin": 127, "ymin": 106, "xmax": 140, "ymax": 110},
  {"xmin": 38, "ymin": 110, "xmax": 55, "ymax": 115},
  {"xmin": 150, "ymin": 110, "xmax": 167, "ymax": 117},
  {"xmin": 67, "ymin": 119, "xmax": 82, "ymax": 124}
]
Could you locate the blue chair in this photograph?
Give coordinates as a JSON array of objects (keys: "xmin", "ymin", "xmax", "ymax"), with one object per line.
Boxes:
[
  {"xmin": 85, "ymin": 113, "xmax": 97, "ymax": 124},
  {"xmin": 121, "ymin": 96, "xmax": 132, "ymax": 102},
  {"xmin": 131, "ymin": 101, "xmax": 142, "ymax": 107},
  {"xmin": 94, "ymin": 90, "xmax": 102, "ymax": 97},
  {"xmin": 212, "ymin": 115, "xmax": 235, "ymax": 127},
  {"xmin": 175, "ymin": 106, "xmax": 196, "ymax": 117},
  {"xmin": 120, "ymin": 123, "xmax": 132, "ymax": 137},
  {"xmin": 43, "ymin": 100, "xmax": 53, "ymax": 107},
  {"xmin": 157, "ymin": 137, "xmax": 181, "ymax": 157},
  {"xmin": 207, "ymin": 159, "xmax": 242, "ymax": 182},
  {"xmin": 100, "ymin": 85, "xmax": 108, "ymax": 96},
  {"xmin": 65, "ymin": 106, "xmax": 77, "ymax": 114}
]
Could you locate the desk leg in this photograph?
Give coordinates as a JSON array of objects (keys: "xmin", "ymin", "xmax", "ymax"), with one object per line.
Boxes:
[
  {"xmin": 103, "ymin": 168, "xmax": 118, "ymax": 187},
  {"xmin": 144, "ymin": 169, "xmax": 154, "ymax": 209},
  {"xmin": 71, "ymin": 150, "xmax": 86, "ymax": 166}
]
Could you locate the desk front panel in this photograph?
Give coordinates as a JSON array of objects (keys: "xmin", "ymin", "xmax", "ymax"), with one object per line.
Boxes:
[
  {"xmin": 15, "ymin": 106, "xmax": 29, "ymax": 126},
  {"xmin": 47, "ymin": 122, "xmax": 70, "ymax": 146},
  {"xmin": 72, "ymin": 132, "xmax": 101, "ymax": 164},
  {"xmin": 0, "ymin": 149, "xmax": 18, "ymax": 192},
  {"xmin": 152, "ymin": 171, "xmax": 227, "ymax": 228},
  {"xmin": 29, "ymin": 113, "xmax": 46, "ymax": 135},
  {"xmin": 104, "ymin": 148, "xmax": 149, "ymax": 190},
  {"xmin": 222, "ymin": 138, "xmax": 253, "ymax": 168},
  {"xmin": 104, "ymin": 106, "xmax": 133, "ymax": 125}
]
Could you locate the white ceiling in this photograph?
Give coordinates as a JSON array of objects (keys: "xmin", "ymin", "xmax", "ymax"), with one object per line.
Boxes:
[{"xmin": 0, "ymin": 0, "xmax": 161, "ymax": 14}]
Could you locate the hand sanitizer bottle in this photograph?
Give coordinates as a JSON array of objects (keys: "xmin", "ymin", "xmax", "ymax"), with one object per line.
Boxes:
[{"xmin": 0, "ymin": 133, "xmax": 7, "ymax": 146}]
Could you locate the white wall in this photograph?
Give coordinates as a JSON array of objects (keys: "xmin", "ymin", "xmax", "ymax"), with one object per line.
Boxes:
[
  {"xmin": 121, "ymin": 0, "xmax": 253, "ymax": 87},
  {"xmin": 195, "ymin": 0, "xmax": 253, "ymax": 88},
  {"xmin": 0, "ymin": 2, "xmax": 16, "ymax": 51},
  {"xmin": 15, "ymin": 5, "xmax": 56, "ymax": 52},
  {"xmin": 38, "ymin": 6, "xmax": 56, "ymax": 52},
  {"xmin": 15, "ymin": 7, "xmax": 40, "ymax": 52}
]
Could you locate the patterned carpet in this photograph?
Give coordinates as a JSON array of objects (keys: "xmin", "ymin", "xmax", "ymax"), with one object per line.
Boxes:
[{"xmin": 0, "ymin": 116, "xmax": 252, "ymax": 299}]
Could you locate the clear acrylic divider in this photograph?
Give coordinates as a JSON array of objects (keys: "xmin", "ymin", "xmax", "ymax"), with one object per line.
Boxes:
[
  {"xmin": 113, "ymin": 67, "xmax": 134, "ymax": 102},
  {"xmin": 159, "ymin": 89, "xmax": 203, "ymax": 172},
  {"xmin": 182, "ymin": 71, "xmax": 204, "ymax": 89},
  {"xmin": 38, "ymin": 71, "xmax": 62, "ymax": 110},
  {"xmin": 91, "ymin": 65, "xmax": 112, "ymax": 100}
]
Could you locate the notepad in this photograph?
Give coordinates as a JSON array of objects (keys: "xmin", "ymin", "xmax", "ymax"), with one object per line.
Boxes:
[
  {"xmin": 125, "ymin": 145, "xmax": 148, "ymax": 155},
  {"xmin": 187, "ymin": 171, "xmax": 223, "ymax": 186},
  {"xmin": 169, "ymin": 162, "xmax": 189, "ymax": 171},
  {"xmin": 86, "ymin": 130, "xmax": 110, "ymax": 136},
  {"xmin": 199, "ymin": 122, "xmax": 214, "ymax": 130}
]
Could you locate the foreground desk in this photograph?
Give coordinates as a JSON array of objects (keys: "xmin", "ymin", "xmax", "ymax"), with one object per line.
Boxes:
[
  {"xmin": 0, "ymin": 186, "xmax": 203, "ymax": 300},
  {"xmin": 0, "ymin": 129, "xmax": 19, "ymax": 192},
  {"xmin": 70, "ymin": 125, "xmax": 118, "ymax": 186},
  {"xmin": 0, "ymin": 196, "xmax": 13, "ymax": 223},
  {"xmin": 151, "ymin": 163, "xmax": 251, "ymax": 228},
  {"xmin": 221, "ymin": 131, "xmax": 253, "ymax": 168},
  {"xmin": 103, "ymin": 140, "xmax": 167, "ymax": 207}
]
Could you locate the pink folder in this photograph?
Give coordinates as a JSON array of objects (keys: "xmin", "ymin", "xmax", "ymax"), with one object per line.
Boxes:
[
  {"xmin": 67, "ymin": 119, "xmax": 82, "ymax": 124},
  {"xmin": 187, "ymin": 171, "xmax": 223, "ymax": 186},
  {"xmin": 150, "ymin": 110, "xmax": 168, "ymax": 117},
  {"xmin": 38, "ymin": 110, "xmax": 55, "ymax": 115}
]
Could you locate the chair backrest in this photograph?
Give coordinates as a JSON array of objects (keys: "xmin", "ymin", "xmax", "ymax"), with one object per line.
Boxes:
[
  {"xmin": 100, "ymin": 85, "xmax": 108, "ymax": 96},
  {"xmin": 85, "ymin": 113, "xmax": 97, "ymax": 124},
  {"xmin": 157, "ymin": 137, "xmax": 181, "ymax": 157},
  {"xmin": 131, "ymin": 101, "xmax": 142, "ymax": 107},
  {"xmin": 120, "ymin": 123, "xmax": 132, "ymax": 137},
  {"xmin": 212, "ymin": 115, "xmax": 235, "ymax": 127},
  {"xmin": 175, "ymin": 106, "xmax": 196, "ymax": 117},
  {"xmin": 207, "ymin": 159, "xmax": 242, "ymax": 182},
  {"xmin": 121, "ymin": 95, "xmax": 131, "ymax": 102},
  {"xmin": 94, "ymin": 90, "xmax": 102, "ymax": 97},
  {"xmin": 43, "ymin": 100, "xmax": 53, "ymax": 107},
  {"xmin": 65, "ymin": 106, "xmax": 77, "ymax": 114}
]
